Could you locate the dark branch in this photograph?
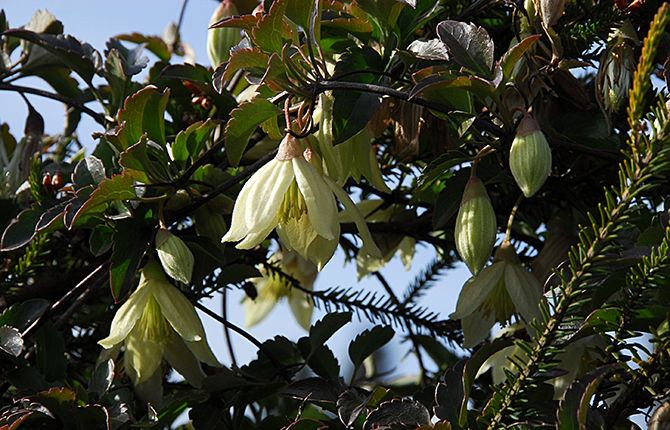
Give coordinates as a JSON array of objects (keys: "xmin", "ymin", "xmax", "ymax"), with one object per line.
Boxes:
[{"xmin": 0, "ymin": 82, "xmax": 107, "ymax": 126}]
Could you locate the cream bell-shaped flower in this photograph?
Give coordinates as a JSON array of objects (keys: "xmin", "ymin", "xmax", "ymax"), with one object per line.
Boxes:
[
  {"xmin": 450, "ymin": 240, "xmax": 543, "ymax": 348},
  {"xmin": 222, "ymin": 133, "xmax": 380, "ymax": 270},
  {"xmin": 98, "ymin": 260, "xmax": 220, "ymax": 404},
  {"xmin": 244, "ymin": 244, "xmax": 317, "ymax": 330}
]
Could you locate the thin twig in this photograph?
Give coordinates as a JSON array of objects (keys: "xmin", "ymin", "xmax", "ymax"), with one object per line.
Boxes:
[
  {"xmin": 194, "ymin": 302, "xmax": 292, "ymax": 383},
  {"xmin": 0, "ymin": 82, "xmax": 107, "ymax": 126},
  {"xmin": 222, "ymin": 286, "xmax": 238, "ymax": 367}
]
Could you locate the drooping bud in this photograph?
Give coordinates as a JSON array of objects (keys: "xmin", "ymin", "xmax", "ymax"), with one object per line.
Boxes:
[
  {"xmin": 455, "ymin": 176, "xmax": 497, "ymax": 275},
  {"xmin": 597, "ymin": 20, "xmax": 640, "ymax": 113},
  {"xmin": 207, "ymin": 1, "xmax": 242, "ymax": 68},
  {"xmin": 156, "ymin": 228, "xmax": 194, "ymax": 284},
  {"xmin": 509, "ymin": 113, "xmax": 552, "ymax": 198}
]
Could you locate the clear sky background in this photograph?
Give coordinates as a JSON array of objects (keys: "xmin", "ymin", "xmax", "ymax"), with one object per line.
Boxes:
[{"xmin": 1, "ymin": 1, "xmax": 471, "ymax": 382}]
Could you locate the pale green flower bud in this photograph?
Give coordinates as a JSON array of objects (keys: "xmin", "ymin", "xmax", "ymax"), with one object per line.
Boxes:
[
  {"xmin": 509, "ymin": 113, "xmax": 551, "ymax": 198},
  {"xmin": 156, "ymin": 228, "xmax": 194, "ymax": 284},
  {"xmin": 207, "ymin": 1, "xmax": 242, "ymax": 68},
  {"xmin": 455, "ymin": 176, "xmax": 497, "ymax": 275}
]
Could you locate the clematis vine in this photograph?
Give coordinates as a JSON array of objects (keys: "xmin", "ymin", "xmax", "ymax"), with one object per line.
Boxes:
[
  {"xmin": 450, "ymin": 240, "xmax": 543, "ymax": 348},
  {"xmin": 244, "ymin": 244, "xmax": 317, "ymax": 330},
  {"xmin": 222, "ymin": 133, "xmax": 380, "ymax": 270},
  {"xmin": 98, "ymin": 260, "xmax": 220, "ymax": 404}
]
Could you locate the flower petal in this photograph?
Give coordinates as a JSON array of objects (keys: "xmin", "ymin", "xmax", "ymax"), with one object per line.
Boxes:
[
  {"xmin": 306, "ymin": 216, "xmax": 340, "ymax": 271},
  {"xmin": 133, "ymin": 365, "xmax": 164, "ymax": 405},
  {"xmin": 325, "ymin": 176, "xmax": 381, "ymax": 258},
  {"xmin": 243, "ymin": 290, "xmax": 280, "ymax": 327},
  {"xmin": 293, "ymin": 158, "xmax": 337, "ymax": 240},
  {"xmin": 504, "ymin": 265, "xmax": 543, "ymax": 324},
  {"xmin": 276, "ymin": 216, "xmax": 318, "ymax": 259},
  {"xmin": 288, "ymin": 290, "xmax": 313, "ymax": 330},
  {"xmin": 186, "ymin": 339, "xmax": 221, "ymax": 368},
  {"xmin": 244, "ymin": 159, "xmax": 294, "ymax": 232},
  {"xmin": 235, "ymin": 214, "xmax": 278, "ymax": 249},
  {"xmin": 124, "ymin": 326, "xmax": 165, "ymax": 385},
  {"xmin": 153, "ymin": 282, "xmax": 207, "ymax": 343},
  {"xmin": 98, "ymin": 280, "xmax": 153, "ymax": 349},
  {"xmin": 450, "ymin": 262, "xmax": 505, "ymax": 320},
  {"xmin": 461, "ymin": 309, "xmax": 496, "ymax": 348},
  {"xmin": 163, "ymin": 335, "xmax": 208, "ymax": 387}
]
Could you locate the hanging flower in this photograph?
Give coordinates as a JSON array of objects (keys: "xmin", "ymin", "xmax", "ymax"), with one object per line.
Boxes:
[
  {"xmin": 244, "ymin": 244, "xmax": 317, "ymax": 330},
  {"xmin": 99, "ymin": 261, "xmax": 220, "ymax": 404},
  {"xmin": 222, "ymin": 133, "xmax": 380, "ymax": 270},
  {"xmin": 450, "ymin": 240, "xmax": 543, "ymax": 348}
]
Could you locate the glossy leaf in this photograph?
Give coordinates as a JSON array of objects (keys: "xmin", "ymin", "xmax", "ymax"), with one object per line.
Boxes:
[
  {"xmin": 332, "ymin": 46, "xmax": 384, "ymax": 144},
  {"xmin": 224, "ymin": 98, "xmax": 281, "ymax": 166},
  {"xmin": 171, "ymin": 119, "xmax": 219, "ymax": 165},
  {"xmin": 499, "ymin": 34, "xmax": 541, "ymax": 84},
  {"xmin": 364, "ymin": 398, "xmax": 431, "ymax": 430},
  {"xmin": 252, "ymin": 0, "xmax": 291, "ymax": 54},
  {"xmin": 280, "ymin": 377, "xmax": 347, "ymax": 403},
  {"xmin": 70, "ymin": 170, "xmax": 141, "ymax": 227},
  {"xmin": 5, "ymin": 29, "xmax": 102, "ymax": 83},
  {"xmin": 117, "ymin": 86, "xmax": 170, "ymax": 147},
  {"xmin": 220, "ymin": 48, "xmax": 270, "ymax": 84},
  {"xmin": 0, "ymin": 325, "xmax": 23, "ymax": 357},
  {"xmin": 72, "ymin": 155, "xmax": 106, "ymax": 190},
  {"xmin": 0, "ymin": 299, "xmax": 49, "ymax": 331},
  {"xmin": 0, "ymin": 203, "xmax": 48, "ymax": 251},
  {"xmin": 557, "ymin": 365, "xmax": 615, "ymax": 430},
  {"xmin": 309, "ymin": 312, "xmax": 352, "ymax": 353},
  {"xmin": 436, "ymin": 20, "xmax": 494, "ymax": 78}
]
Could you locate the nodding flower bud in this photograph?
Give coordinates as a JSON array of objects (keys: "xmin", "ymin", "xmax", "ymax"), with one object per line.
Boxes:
[
  {"xmin": 455, "ymin": 176, "xmax": 497, "ymax": 275},
  {"xmin": 156, "ymin": 229, "xmax": 194, "ymax": 284},
  {"xmin": 207, "ymin": 1, "xmax": 242, "ymax": 68},
  {"xmin": 509, "ymin": 113, "xmax": 552, "ymax": 198}
]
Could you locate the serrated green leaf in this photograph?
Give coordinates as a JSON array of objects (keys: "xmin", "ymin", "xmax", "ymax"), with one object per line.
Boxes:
[
  {"xmin": 332, "ymin": 46, "xmax": 384, "ymax": 144},
  {"xmin": 70, "ymin": 170, "xmax": 140, "ymax": 227},
  {"xmin": 436, "ymin": 20, "xmax": 494, "ymax": 78},
  {"xmin": 280, "ymin": 377, "xmax": 347, "ymax": 403},
  {"xmin": 252, "ymin": 0, "xmax": 291, "ymax": 53},
  {"xmin": 0, "ymin": 299, "xmax": 49, "ymax": 331},
  {"xmin": 224, "ymin": 98, "xmax": 281, "ymax": 166},
  {"xmin": 309, "ymin": 312, "xmax": 352, "ymax": 353},
  {"xmin": 0, "ymin": 203, "xmax": 49, "ymax": 251},
  {"xmin": 117, "ymin": 86, "xmax": 169, "ymax": 147},
  {"xmin": 109, "ymin": 217, "xmax": 152, "ymax": 301},
  {"xmin": 557, "ymin": 365, "xmax": 615, "ymax": 430},
  {"xmin": 36, "ymin": 322, "xmax": 67, "ymax": 382},
  {"xmin": 298, "ymin": 337, "xmax": 340, "ymax": 379},
  {"xmin": 89, "ymin": 224, "xmax": 114, "ymax": 256},
  {"xmin": 363, "ymin": 398, "xmax": 430, "ymax": 430},
  {"xmin": 89, "ymin": 359, "xmax": 114, "ymax": 400},
  {"xmin": 220, "ymin": 48, "xmax": 270, "ymax": 83},
  {"xmin": 5, "ymin": 29, "xmax": 101, "ymax": 83},
  {"xmin": 0, "ymin": 325, "xmax": 23, "ymax": 357},
  {"xmin": 73, "ymin": 155, "xmax": 106, "ymax": 190},
  {"xmin": 172, "ymin": 119, "xmax": 219, "ymax": 165},
  {"xmin": 348, "ymin": 325, "xmax": 394, "ymax": 372},
  {"xmin": 499, "ymin": 34, "xmax": 540, "ymax": 85}
]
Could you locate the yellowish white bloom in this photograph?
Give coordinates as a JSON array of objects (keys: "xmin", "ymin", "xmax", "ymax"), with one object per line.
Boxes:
[
  {"xmin": 222, "ymin": 133, "xmax": 380, "ymax": 270},
  {"xmin": 99, "ymin": 261, "xmax": 220, "ymax": 404},
  {"xmin": 244, "ymin": 245, "xmax": 317, "ymax": 330},
  {"xmin": 340, "ymin": 199, "xmax": 415, "ymax": 279},
  {"xmin": 450, "ymin": 240, "xmax": 542, "ymax": 348}
]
